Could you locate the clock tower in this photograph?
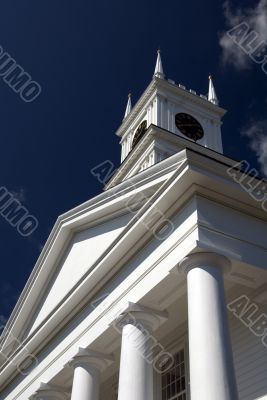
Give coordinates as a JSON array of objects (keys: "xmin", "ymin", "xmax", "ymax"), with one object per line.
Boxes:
[{"xmin": 106, "ymin": 51, "xmax": 226, "ymax": 189}]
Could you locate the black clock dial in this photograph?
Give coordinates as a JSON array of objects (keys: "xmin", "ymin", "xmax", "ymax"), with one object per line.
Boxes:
[
  {"xmin": 132, "ymin": 120, "xmax": 147, "ymax": 148},
  {"xmin": 175, "ymin": 113, "xmax": 204, "ymax": 142}
]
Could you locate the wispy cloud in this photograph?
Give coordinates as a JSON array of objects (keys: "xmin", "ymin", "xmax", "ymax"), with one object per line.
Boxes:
[
  {"xmin": 220, "ymin": 0, "xmax": 267, "ymax": 69},
  {"xmin": 242, "ymin": 118, "xmax": 267, "ymax": 176},
  {"xmin": 0, "ymin": 282, "xmax": 18, "ymax": 326},
  {"xmin": 0, "ymin": 315, "xmax": 7, "ymax": 326},
  {"xmin": 10, "ymin": 188, "xmax": 26, "ymax": 203},
  {"xmin": 0, "ymin": 315, "xmax": 7, "ymax": 334}
]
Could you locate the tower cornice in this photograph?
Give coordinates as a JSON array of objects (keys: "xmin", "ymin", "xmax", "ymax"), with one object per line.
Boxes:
[
  {"xmin": 106, "ymin": 124, "xmax": 231, "ymax": 189},
  {"xmin": 116, "ymin": 77, "xmax": 226, "ymax": 138}
]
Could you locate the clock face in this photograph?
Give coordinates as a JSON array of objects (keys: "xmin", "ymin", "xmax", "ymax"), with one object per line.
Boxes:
[
  {"xmin": 175, "ymin": 113, "xmax": 204, "ymax": 142},
  {"xmin": 132, "ymin": 120, "xmax": 147, "ymax": 149}
]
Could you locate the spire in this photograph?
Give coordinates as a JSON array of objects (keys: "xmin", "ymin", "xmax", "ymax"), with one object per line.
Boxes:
[
  {"xmin": 124, "ymin": 93, "xmax": 132, "ymax": 119},
  {"xmin": 154, "ymin": 49, "xmax": 165, "ymax": 79},
  {"xmin": 208, "ymin": 75, "xmax": 219, "ymax": 106}
]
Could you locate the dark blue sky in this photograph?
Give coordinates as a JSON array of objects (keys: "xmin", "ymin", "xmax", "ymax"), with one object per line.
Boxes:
[{"xmin": 0, "ymin": 0, "xmax": 266, "ymax": 321}]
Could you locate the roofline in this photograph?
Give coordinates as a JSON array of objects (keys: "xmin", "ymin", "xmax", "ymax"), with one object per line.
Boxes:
[
  {"xmin": 106, "ymin": 124, "xmax": 233, "ymax": 189},
  {"xmin": 115, "ymin": 77, "xmax": 227, "ymax": 137},
  {"xmin": 1, "ymin": 148, "xmax": 267, "ymax": 388}
]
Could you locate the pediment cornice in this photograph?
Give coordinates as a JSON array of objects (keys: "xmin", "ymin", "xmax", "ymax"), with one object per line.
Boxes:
[{"xmin": 2, "ymin": 148, "xmax": 267, "ymax": 387}]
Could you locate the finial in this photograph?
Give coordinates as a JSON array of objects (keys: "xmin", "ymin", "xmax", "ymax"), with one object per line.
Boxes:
[
  {"xmin": 124, "ymin": 92, "xmax": 132, "ymax": 119},
  {"xmin": 208, "ymin": 74, "xmax": 219, "ymax": 106},
  {"xmin": 154, "ymin": 49, "xmax": 165, "ymax": 79}
]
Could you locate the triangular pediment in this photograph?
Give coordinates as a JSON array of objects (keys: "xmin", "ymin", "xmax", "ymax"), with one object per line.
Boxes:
[
  {"xmin": 27, "ymin": 212, "xmax": 133, "ymax": 335},
  {"xmin": 1, "ymin": 145, "xmax": 264, "ymax": 386},
  {"xmin": 0, "ymin": 155, "xmax": 180, "ymax": 360}
]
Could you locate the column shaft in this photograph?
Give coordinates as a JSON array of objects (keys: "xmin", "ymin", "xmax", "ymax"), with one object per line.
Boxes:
[
  {"xmin": 71, "ymin": 363, "xmax": 100, "ymax": 400},
  {"xmin": 182, "ymin": 253, "xmax": 238, "ymax": 400},
  {"xmin": 116, "ymin": 303, "xmax": 167, "ymax": 400},
  {"xmin": 69, "ymin": 348, "xmax": 113, "ymax": 400},
  {"xmin": 118, "ymin": 323, "xmax": 153, "ymax": 400}
]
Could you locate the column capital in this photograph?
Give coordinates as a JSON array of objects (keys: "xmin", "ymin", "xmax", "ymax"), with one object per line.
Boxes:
[
  {"xmin": 179, "ymin": 252, "xmax": 231, "ymax": 275},
  {"xmin": 115, "ymin": 302, "xmax": 168, "ymax": 332},
  {"xmin": 68, "ymin": 348, "xmax": 114, "ymax": 372},
  {"xmin": 30, "ymin": 383, "xmax": 69, "ymax": 400}
]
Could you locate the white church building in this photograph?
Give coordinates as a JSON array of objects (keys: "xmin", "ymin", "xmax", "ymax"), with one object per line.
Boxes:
[{"xmin": 1, "ymin": 52, "xmax": 267, "ymax": 400}]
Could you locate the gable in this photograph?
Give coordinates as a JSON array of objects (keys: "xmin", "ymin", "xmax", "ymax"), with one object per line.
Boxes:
[
  {"xmin": 0, "ymin": 149, "xmax": 184, "ymax": 367},
  {"xmin": 28, "ymin": 212, "xmax": 132, "ymax": 335},
  {"xmin": 2, "ymin": 147, "xmax": 262, "ymax": 389}
]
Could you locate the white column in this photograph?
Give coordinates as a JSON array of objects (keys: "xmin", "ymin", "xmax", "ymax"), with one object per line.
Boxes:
[
  {"xmin": 69, "ymin": 348, "xmax": 113, "ymax": 400},
  {"xmin": 116, "ymin": 302, "xmax": 167, "ymax": 400},
  {"xmin": 30, "ymin": 383, "xmax": 68, "ymax": 400},
  {"xmin": 179, "ymin": 252, "xmax": 238, "ymax": 400}
]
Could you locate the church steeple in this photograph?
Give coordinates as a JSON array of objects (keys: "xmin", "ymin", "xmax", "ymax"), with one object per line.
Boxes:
[
  {"xmin": 124, "ymin": 93, "xmax": 132, "ymax": 119},
  {"xmin": 154, "ymin": 49, "xmax": 165, "ymax": 79},
  {"xmin": 208, "ymin": 75, "xmax": 219, "ymax": 106},
  {"xmin": 111, "ymin": 55, "xmax": 226, "ymax": 188}
]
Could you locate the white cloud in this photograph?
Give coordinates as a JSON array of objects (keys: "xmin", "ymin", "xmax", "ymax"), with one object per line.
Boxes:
[
  {"xmin": 242, "ymin": 119, "xmax": 267, "ymax": 176},
  {"xmin": 220, "ymin": 0, "xmax": 267, "ymax": 69},
  {"xmin": 10, "ymin": 188, "xmax": 26, "ymax": 203},
  {"xmin": 0, "ymin": 315, "xmax": 7, "ymax": 333}
]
